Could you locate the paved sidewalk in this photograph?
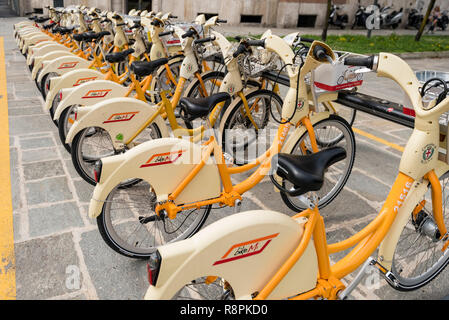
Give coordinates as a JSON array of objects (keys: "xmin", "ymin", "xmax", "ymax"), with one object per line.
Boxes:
[{"xmin": 3, "ymin": 16, "xmax": 449, "ymax": 300}]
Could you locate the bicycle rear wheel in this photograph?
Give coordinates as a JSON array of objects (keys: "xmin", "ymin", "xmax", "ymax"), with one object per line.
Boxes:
[{"xmin": 388, "ymin": 171, "xmax": 449, "ymax": 291}]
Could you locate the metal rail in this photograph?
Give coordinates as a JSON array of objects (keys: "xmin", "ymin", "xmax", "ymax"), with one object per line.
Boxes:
[{"xmin": 261, "ymin": 71, "xmax": 415, "ymax": 129}]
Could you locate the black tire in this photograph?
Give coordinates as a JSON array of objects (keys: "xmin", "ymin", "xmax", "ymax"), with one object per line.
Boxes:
[
  {"xmin": 388, "ymin": 171, "xmax": 449, "ymax": 291},
  {"xmin": 220, "ymin": 89, "xmax": 283, "ymax": 165},
  {"xmin": 49, "ymin": 91, "xmax": 62, "ymax": 127},
  {"xmin": 279, "ymin": 114, "xmax": 356, "ymax": 211},
  {"xmin": 40, "ymin": 72, "xmax": 58, "ymax": 99},
  {"xmin": 71, "ymin": 123, "xmax": 163, "ymax": 186},
  {"xmin": 58, "ymin": 106, "xmax": 76, "ymax": 153},
  {"xmin": 97, "ymin": 179, "xmax": 211, "ymax": 258}
]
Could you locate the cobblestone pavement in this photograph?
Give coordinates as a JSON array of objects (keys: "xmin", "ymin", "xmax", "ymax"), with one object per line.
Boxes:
[{"xmin": 3, "ymin": 16, "xmax": 449, "ymax": 300}]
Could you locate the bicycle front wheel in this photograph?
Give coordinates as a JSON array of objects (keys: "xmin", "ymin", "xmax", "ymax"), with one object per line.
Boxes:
[
  {"xmin": 389, "ymin": 171, "xmax": 449, "ymax": 291},
  {"xmin": 220, "ymin": 89, "xmax": 283, "ymax": 165},
  {"xmin": 280, "ymin": 114, "xmax": 356, "ymax": 211},
  {"xmin": 97, "ymin": 180, "xmax": 211, "ymax": 258}
]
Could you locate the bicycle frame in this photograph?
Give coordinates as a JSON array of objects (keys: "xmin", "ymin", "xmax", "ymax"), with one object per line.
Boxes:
[
  {"xmin": 87, "ymin": 35, "xmax": 337, "ymax": 221},
  {"xmin": 144, "ymin": 52, "xmax": 449, "ymax": 300}
]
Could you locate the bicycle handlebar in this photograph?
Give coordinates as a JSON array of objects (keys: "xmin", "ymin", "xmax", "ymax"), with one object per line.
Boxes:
[
  {"xmin": 182, "ymin": 29, "xmax": 196, "ymax": 38},
  {"xmin": 193, "ymin": 36, "xmax": 215, "ymax": 44},
  {"xmin": 216, "ymin": 19, "xmax": 227, "ymax": 24},
  {"xmin": 344, "ymin": 55, "xmax": 377, "ymax": 69},
  {"xmin": 159, "ymin": 30, "xmax": 174, "ymax": 36}
]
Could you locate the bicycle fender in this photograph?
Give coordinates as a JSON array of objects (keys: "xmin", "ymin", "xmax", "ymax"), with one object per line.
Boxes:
[
  {"xmin": 45, "ymin": 69, "xmax": 104, "ymax": 112},
  {"xmin": 28, "ymin": 43, "xmax": 69, "ymax": 65},
  {"xmin": 19, "ymin": 31, "xmax": 44, "ymax": 49},
  {"xmin": 26, "ymin": 40, "xmax": 57, "ymax": 61},
  {"xmin": 31, "ymin": 51, "xmax": 75, "ymax": 80},
  {"xmin": 53, "ymin": 80, "xmax": 127, "ymax": 120},
  {"xmin": 37, "ymin": 56, "xmax": 90, "ymax": 84},
  {"xmin": 22, "ymin": 34, "xmax": 51, "ymax": 54},
  {"xmin": 65, "ymin": 97, "xmax": 169, "ymax": 147},
  {"xmin": 144, "ymin": 210, "xmax": 318, "ymax": 300},
  {"xmin": 88, "ymin": 137, "xmax": 221, "ymax": 219}
]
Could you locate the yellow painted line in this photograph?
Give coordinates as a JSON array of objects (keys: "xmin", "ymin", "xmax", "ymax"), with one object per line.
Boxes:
[
  {"xmin": 0, "ymin": 37, "xmax": 16, "ymax": 300},
  {"xmin": 353, "ymin": 127, "xmax": 405, "ymax": 153}
]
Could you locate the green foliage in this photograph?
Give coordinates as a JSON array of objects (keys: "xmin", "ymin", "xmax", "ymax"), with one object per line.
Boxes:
[{"xmin": 228, "ymin": 33, "xmax": 449, "ymax": 54}]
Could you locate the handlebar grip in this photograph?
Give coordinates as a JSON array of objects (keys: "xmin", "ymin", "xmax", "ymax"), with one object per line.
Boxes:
[
  {"xmin": 344, "ymin": 55, "xmax": 376, "ymax": 69},
  {"xmin": 193, "ymin": 36, "xmax": 215, "ymax": 44},
  {"xmin": 313, "ymin": 45, "xmax": 328, "ymax": 60},
  {"xmin": 182, "ymin": 29, "xmax": 196, "ymax": 38},
  {"xmin": 246, "ymin": 39, "xmax": 265, "ymax": 47},
  {"xmin": 233, "ymin": 44, "xmax": 247, "ymax": 58},
  {"xmin": 170, "ymin": 15, "xmax": 178, "ymax": 18},
  {"xmin": 159, "ymin": 30, "xmax": 173, "ymax": 36},
  {"xmin": 300, "ymin": 37, "xmax": 315, "ymax": 43},
  {"xmin": 216, "ymin": 19, "xmax": 227, "ymax": 23}
]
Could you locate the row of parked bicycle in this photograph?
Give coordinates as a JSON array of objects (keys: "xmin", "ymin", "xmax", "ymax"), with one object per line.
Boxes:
[{"xmin": 13, "ymin": 5, "xmax": 449, "ymax": 300}]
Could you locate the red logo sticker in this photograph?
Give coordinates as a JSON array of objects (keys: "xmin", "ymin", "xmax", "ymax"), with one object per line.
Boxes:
[
  {"xmin": 213, "ymin": 233, "xmax": 279, "ymax": 266},
  {"xmin": 103, "ymin": 111, "xmax": 139, "ymax": 124},
  {"xmin": 140, "ymin": 150, "xmax": 185, "ymax": 168},
  {"xmin": 81, "ymin": 89, "xmax": 112, "ymax": 99},
  {"xmin": 57, "ymin": 61, "xmax": 79, "ymax": 69},
  {"xmin": 73, "ymin": 77, "xmax": 98, "ymax": 86}
]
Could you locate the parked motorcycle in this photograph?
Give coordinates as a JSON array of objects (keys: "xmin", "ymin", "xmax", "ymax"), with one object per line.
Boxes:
[
  {"xmin": 329, "ymin": 4, "xmax": 348, "ymax": 29},
  {"xmin": 351, "ymin": 4, "xmax": 370, "ymax": 29},
  {"xmin": 379, "ymin": 6, "xmax": 404, "ymax": 29},
  {"xmin": 407, "ymin": 7, "xmax": 423, "ymax": 29}
]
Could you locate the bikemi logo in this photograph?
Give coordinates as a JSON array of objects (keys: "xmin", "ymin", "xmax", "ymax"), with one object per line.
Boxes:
[
  {"xmin": 82, "ymin": 89, "xmax": 112, "ymax": 99},
  {"xmin": 213, "ymin": 233, "xmax": 279, "ymax": 266},
  {"xmin": 73, "ymin": 77, "xmax": 98, "ymax": 86},
  {"xmin": 421, "ymin": 144, "xmax": 436, "ymax": 164},
  {"xmin": 57, "ymin": 61, "xmax": 79, "ymax": 69},
  {"xmin": 140, "ymin": 150, "xmax": 185, "ymax": 168},
  {"xmin": 103, "ymin": 111, "xmax": 139, "ymax": 124}
]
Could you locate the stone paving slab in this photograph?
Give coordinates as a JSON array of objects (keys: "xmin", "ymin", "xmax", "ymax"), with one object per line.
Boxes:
[{"xmin": 3, "ymin": 17, "xmax": 449, "ymax": 300}]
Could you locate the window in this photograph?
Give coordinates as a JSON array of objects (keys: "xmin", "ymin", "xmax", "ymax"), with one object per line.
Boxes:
[
  {"xmin": 52, "ymin": 0, "xmax": 63, "ymax": 7},
  {"xmin": 127, "ymin": 0, "xmax": 153, "ymax": 12},
  {"xmin": 240, "ymin": 15, "xmax": 262, "ymax": 23},
  {"xmin": 297, "ymin": 14, "xmax": 317, "ymax": 28}
]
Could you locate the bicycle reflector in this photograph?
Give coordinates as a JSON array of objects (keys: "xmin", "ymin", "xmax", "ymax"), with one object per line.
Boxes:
[
  {"xmin": 147, "ymin": 250, "xmax": 162, "ymax": 286},
  {"xmin": 93, "ymin": 160, "xmax": 102, "ymax": 183}
]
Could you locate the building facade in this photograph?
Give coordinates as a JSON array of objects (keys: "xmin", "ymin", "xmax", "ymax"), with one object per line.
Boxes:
[{"xmin": 10, "ymin": 0, "xmax": 449, "ymax": 28}]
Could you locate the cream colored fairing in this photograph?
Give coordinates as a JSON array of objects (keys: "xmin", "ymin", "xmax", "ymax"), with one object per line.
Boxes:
[
  {"xmin": 65, "ymin": 97, "xmax": 169, "ymax": 147},
  {"xmin": 88, "ymin": 137, "xmax": 222, "ymax": 218},
  {"xmin": 22, "ymin": 34, "xmax": 51, "ymax": 53},
  {"xmin": 53, "ymin": 79, "xmax": 128, "ymax": 119},
  {"xmin": 45, "ymin": 69, "xmax": 104, "ymax": 111},
  {"xmin": 31, "ymin": 51, "xmax": 76, "ymax": 80},
  {"xmin": 27, "ymin": 43, "xmax": 70, "ymax": 66},
  {"xmin": 36, "ymin": 56, "xmax": 91, "ymax": 84},
  {"xmin": 145, "ymin": 210, "xmax": 318, "ymax": 300}
]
